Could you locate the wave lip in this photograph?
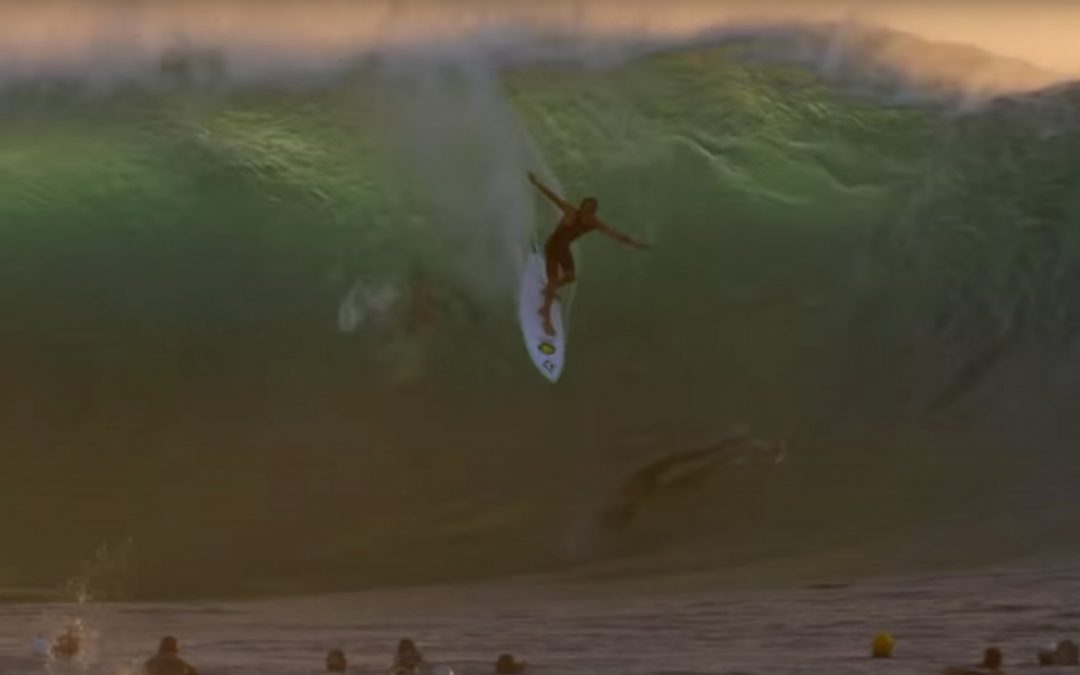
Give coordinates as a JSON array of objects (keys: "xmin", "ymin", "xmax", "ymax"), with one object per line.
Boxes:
[{"xmin": 3, "ymin": 2, "xmax": 1078, "ymax": 97}]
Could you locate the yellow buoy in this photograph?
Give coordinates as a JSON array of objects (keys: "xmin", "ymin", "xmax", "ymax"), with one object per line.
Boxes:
[{"xmin": 872, "ymin": 632, "xmax": 895, "ymax": 658}]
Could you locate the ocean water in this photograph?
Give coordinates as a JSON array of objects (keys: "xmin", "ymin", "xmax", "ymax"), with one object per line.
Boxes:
[
  {"xmin": 6, "ymin": 563, "xmax": 1080, "ymax": 674},
  {"xmin": 3, "ymin": 5, "xmax": 1080, "ymax": 670}
]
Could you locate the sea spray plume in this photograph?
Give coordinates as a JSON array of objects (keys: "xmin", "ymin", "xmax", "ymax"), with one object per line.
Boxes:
[
  {"xmin": 32, "ymin": 541, "xmax": 135, "ymax": 670},
  {"xmin": 64, "ymin": 538, "xmax": 135, "ymax": 603},
  {"xmin": 372, "ymin": 53, "xmax": 541, "ymax": 302}
]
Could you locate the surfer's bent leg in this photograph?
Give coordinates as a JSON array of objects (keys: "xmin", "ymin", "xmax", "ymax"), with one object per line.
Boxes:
[
  {"xmin": 544, "ymin": 248, "xmax": 562, "ymax": 298},
  {"xmin": 556, "ymin": 247, "xmax": 576, "ymax": 288},
  {"xmin": 540, "ymin": 242, "xmax": 573, "ymax": 336},
  {"xmin": 545, "ymin": 243, "xmax": 575, "ymax": 289}
]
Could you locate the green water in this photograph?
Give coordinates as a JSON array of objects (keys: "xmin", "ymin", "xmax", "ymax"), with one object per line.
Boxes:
[{"xmin": 2, "ymin": 40, "xmax": 1079, "ymax": 599}]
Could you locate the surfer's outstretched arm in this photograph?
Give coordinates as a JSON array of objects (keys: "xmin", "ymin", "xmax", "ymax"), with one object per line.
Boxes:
[
  {"xmin": 528, "ymin": 172, "xmax": 574, "ymax": 214},
  {"xmin": 597, "ymin": 220, "xmax": 651, "ymax": 249}
]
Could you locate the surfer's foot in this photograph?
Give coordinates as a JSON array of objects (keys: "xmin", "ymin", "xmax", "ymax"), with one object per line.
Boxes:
[{"xmin": 539, "ymin": 307, "xmax": 557, "ymax": 335}]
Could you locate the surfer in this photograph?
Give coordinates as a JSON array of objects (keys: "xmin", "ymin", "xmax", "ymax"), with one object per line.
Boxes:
[
  {"xmin": 391, "ymin": 638, "xmax": 423, "ymax": 674},
  {"xmin": 943, "ymin": 647, "xmax": 1005, "ymax": 675},
  {"xmin": 50, "ymin": 625, "xmax": 81, "ymax": 660},
  {"xmin": 326, "ymin": 648, "xmax": 348, "ymax": 672},
  {"xmin": 527, "ymin": 172, "xmax": 650, "ymax": 336},
  {"xmin": 1040, "ymin": 640, "xmax": 1080, "ymax": 666},
  {"xmin": 144, "ymin": 636, "xmax": 199, "ymax": 675},
  {"xmin": 495, "ymin": 653, "xmax": 527, "ymax": 673}
]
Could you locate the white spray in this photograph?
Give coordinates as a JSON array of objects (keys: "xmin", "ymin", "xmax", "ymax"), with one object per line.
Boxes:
[{"xmin": 371, "ymin": 47, "xmax": 562, "ymax": 305}]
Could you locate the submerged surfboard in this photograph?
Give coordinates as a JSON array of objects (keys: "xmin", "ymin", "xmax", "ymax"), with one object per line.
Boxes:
[{"xmin": 518, "ymin": 252, "xmax": 567, "ymax": 383}]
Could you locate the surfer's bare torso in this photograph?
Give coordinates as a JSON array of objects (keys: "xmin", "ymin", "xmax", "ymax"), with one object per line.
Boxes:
[{"xmin": 527, "ymin": 172, "xmax": 651, "ymax": 335}]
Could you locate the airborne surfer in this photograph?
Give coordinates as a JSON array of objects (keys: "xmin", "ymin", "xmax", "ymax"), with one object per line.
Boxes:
[{"xmin": 527, "ymin": 172, "xmax": 650, "ymax": 336}]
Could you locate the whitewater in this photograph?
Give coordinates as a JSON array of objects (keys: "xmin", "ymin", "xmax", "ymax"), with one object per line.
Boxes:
[{"xmin": 3, "ymin": 2, "xmax": 1080, "ymax": 672}]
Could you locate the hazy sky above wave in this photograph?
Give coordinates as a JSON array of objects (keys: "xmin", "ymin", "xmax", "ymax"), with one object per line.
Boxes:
[{"xmin": 5, "ymin": 2, "xmax": 1080, "ymax": 82}]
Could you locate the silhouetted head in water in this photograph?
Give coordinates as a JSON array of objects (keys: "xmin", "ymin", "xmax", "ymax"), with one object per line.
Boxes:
[
  {"xmin": 326, "ymin": 648, "xmax": 347, "ymax": 672},
  {"xmin": 159, "ymin": 636, "xmax": 179, "ymax": 655},
  {"xmin": 145, "ymin": 635, "xmax": 198, "ymax": 675},
  {"xmin": 1056, "ymin": 640, "xmax": 1079, "ymax": 665},
  {"xmin": 395, "ymin": 638, "xmax": 421, "ymax": 669},
  {"xmin": 50, "ymin": 627, "xmax": 81, "ymax": 660},
  {"xmin": 579, "ymin": 197, "xmax": 598, "ymax": 215},
  {"xmin": 1039, "ymin": 648, "xmax": 1056, "ymax": 666},
  {"xmin": 981, "ymin": 647, "xmax": 1003, "ymax": 669},
  {"xmin": 495, "ymin": 653, "xmax": 526, "ymax": 673}
]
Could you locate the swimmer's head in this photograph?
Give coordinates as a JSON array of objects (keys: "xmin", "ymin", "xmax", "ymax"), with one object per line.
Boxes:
[
  {"xmin": 496, "ymin": 653, "xmax": 525, "ymax": 674},
  {"xmin": 398, "ymin": 638, "xmax": 417, "ymax": 653},
  {"xmin": 326, "ymin": 648, "xmax": 347, "ymax": 672},
  {"xmin": 1056, "ymin": 640, "xmax": 1079, "ymax": 665},
  {"xmin": 580, "ymin": 197, "xmax": 598, "ymax": 214},
  {"xmin": 982, "ymin": 647, "xmax": 1002, "ymax": 669},
  {"xmin": 159, "ymin": 636, "xmax": 179, "ymax": 655}
]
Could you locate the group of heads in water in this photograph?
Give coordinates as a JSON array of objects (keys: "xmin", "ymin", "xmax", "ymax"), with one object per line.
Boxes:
[
  {"xmin": 872, "ymin": 632, "xmax": 1079, "ymax": 673},
  {"xmin": 32, "ymin": 623, "xmax": 1079, "ymax": 673},
  {"xmin": 325, "ymin": 637, "xmax": 526, "ymax": 673},
  {"xmin": 36, "ymin": 629, "xmax": 198, "ymax": 675},
  {"xmin": 39, "ymin": 628, "xmax": 520, "ymax": 674}
]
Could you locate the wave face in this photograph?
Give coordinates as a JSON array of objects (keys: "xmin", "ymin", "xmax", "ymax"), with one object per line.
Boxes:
[{"xmin": 3, "ymin": 26, "xmax": 1080, "ymax": 599}]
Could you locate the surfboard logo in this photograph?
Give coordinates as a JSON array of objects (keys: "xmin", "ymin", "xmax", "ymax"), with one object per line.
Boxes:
[
  {"xmin": 538, "ymin": 342, "xmax": 557, "ymax": 355},
  {"xmin": 542, "ymin": 360, "xmax": 556, "ymax": 374}
]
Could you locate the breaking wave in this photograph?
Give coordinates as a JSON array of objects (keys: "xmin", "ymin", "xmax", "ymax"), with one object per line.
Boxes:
[{"xmin": 2, "ymin": 19, "xmax": 1080, "ymax": 599}]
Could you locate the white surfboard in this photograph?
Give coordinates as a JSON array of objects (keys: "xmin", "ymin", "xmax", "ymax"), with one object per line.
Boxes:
[{"xmin": 518, "ymin": 252, "xmax": 567, "ymax": 382}]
